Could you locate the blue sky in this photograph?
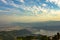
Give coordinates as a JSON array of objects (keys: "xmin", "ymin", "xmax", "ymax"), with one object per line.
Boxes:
[{"xmin": 0, "ymin": 0, "xmax": 60, "ymax": 23}]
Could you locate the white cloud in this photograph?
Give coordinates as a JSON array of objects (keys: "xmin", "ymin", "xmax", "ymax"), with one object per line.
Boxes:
[
  {"xmin": 20, "ymin": 0, "xmax": 24, "ymax": 3},
  {"xmin": 9, "ymin": 1, "xmax": 19, "ymax": 7},
  {"xmin": 22, "ymin": 5, "xmax": 52, "ymax": 16},
  {"xmin": 22, "ymin": 5, "xmax": 41, "ymax": 16},
  {"xmin": 9, "ymin": 1, "xmax": 25, "ymax": 8},
  {"xmin": 42, "ymin": 4, "xmax": 47, "ymax": 7},
  {"xmin": 46, "ymin": 0, "xmax": 60, "ymax": 7},
  {"xmin": 46, "ymin": 0, "xmax": 49, "ymax": 2},
  {"xmin": 1, "ymin": 0, "xmax": 19, "ymax": 7},
  {"xmin": 1, "ymin": 0, "xmax": 7, "ymax": 4},
  {"xmin": 0, "ymin": 10, "xmax": 10, "ymax": 12}
]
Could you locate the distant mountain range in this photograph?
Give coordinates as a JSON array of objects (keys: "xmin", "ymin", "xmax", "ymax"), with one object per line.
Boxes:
[
  {"xmin": 0, "ymin": 21, "xmax": 60, "ymax": 36},
  {"xmin": 1, "ymin": 21, "xmax": 60, "ymax": 31}
]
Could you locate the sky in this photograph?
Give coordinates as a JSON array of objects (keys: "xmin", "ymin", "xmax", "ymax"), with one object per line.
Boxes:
[{"xmin": 0, "ymin": 0, "xmax": 60, "ymax": 23}]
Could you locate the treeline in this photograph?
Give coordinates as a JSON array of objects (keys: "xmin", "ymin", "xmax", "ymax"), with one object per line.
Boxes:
[
  {"xmin": 0, "ymin": 30, "xmax": 60, "ymax": 40},
  {"xmin": 17, "ymin": 32, "xmax": 60, "ymax": 40},
  {"xmin": 17, "ymin": 35, "xmax": 49, "ymax": 40}
]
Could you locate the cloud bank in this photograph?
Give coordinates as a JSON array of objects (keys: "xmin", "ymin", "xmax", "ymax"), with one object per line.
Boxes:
[{"xmin": 0, "ymin": 0, "xmax": 60, "ymax": 23}]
